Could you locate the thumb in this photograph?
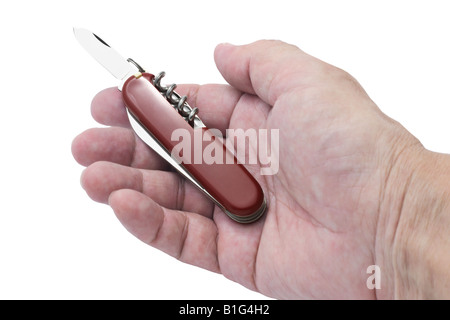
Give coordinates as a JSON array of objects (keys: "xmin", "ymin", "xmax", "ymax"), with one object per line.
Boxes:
[{"xmin": 214, "ymin": 40, "xmax": 317, "ymax": 106}]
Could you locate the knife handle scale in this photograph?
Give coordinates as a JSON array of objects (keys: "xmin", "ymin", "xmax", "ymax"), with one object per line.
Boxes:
[{"xmin": 122, "ymin": 73, "xmax": 266, "ymax": 222}]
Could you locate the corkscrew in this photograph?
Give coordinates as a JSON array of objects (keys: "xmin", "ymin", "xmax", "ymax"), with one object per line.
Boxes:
[
  {"xmin": 127, "ymin": 59, "xmax": 203, "ymax": 128},
  {"xmin": 74, "ymin": 28, "xmax": 267, "ymax": 223}
]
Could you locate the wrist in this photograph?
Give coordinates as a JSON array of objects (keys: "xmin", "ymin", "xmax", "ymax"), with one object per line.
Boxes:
[{"xmin": 378, "ymin": 143, "xmax": 450, "ymax": 299}]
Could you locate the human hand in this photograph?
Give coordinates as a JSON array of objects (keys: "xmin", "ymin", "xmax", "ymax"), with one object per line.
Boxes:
[{"xmin": 72, "ymin": 41, "xmax": 448, "ymax": 299}]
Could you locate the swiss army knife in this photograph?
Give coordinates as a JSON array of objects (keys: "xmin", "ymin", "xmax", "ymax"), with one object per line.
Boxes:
[{"xmin": 74, "ymin": 28, "xmax": 266, "ymax": 223}]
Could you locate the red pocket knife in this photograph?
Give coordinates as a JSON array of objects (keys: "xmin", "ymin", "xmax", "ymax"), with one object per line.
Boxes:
[{"xmin": 74, "ymin": 28, "xmax": 266, "ymax": 223}]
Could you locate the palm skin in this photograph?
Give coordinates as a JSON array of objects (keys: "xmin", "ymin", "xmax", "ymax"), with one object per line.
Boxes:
[{"xmin": 72, "ymin": 41, "xmax": 418, "ymax": 299}]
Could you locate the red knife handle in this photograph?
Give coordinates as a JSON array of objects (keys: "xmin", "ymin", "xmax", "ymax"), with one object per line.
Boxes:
[{"xmin": 122, "ymin": 73, "xmax": 266, "ymax": 222}]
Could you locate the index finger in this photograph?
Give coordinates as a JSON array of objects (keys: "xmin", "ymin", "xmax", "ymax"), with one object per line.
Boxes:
[
  {"xmin": 90, "ymin": 83, "xmax": 243, "ymax": 134},
  {"xmin": 176, "ymin": 83, "xmax": 242, "ymax": 133}
]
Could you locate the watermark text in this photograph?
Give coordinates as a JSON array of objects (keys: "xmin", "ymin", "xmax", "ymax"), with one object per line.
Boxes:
[{"xmin": 171, "ymin": 128, "xmax": 279, "ymax": 175}]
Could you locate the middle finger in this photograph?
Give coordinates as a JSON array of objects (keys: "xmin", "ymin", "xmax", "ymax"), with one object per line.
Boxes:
[{"xmin": 72, "ymin": 126, "xmax": 170, "ymax": 171}]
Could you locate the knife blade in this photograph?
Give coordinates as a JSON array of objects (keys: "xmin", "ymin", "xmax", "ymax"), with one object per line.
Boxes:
[{"xmin": 74, "ymin": 28, "xmax": 135, "ymax": 81}]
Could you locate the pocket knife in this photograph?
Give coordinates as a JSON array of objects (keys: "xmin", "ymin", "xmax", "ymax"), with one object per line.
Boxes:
[{"xmin": 74, "ymin": 28, "xmax": 266, "ymax": 223}]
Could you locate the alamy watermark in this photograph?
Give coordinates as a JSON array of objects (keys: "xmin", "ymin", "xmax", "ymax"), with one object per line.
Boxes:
[
  {"xmin": 366, "ymin": 265, "xmax": 381, "ymax": 290},
  {"xmin": 171, "ymin": 128, "xmax": 280, "ymax": 175}
]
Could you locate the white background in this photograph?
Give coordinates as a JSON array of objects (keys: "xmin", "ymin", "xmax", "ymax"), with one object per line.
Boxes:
[{"xmin": 0, "ymin": 0, "xmax": 449, "ymax": 299}]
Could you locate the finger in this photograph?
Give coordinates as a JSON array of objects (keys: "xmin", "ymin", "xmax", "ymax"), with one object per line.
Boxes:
[
  {"xmin": 90, "ymin": 80, "xmax": 268, "ymax": 136},
  {"xmin": 91, "ymin": 84, "xmax": 244, "ymax": 135},
  {"xmin": 176, "ymin": 83, "xmax": 243, "ymax": 133},
  {"xmin": 91, "ymin": 87, "xmax": 130, "ymax": 127},
  {"xmin": 81, "ymin": 161, "xmax": 215, "ymax": 218},
  {"xmin": 214, "ymin": 40, "xmax": 326, "ymax": 106},
  {"xmin": 72, "ymin": 127, "xmax": 170, "ymax": 170},
  {"xmin": 109, "ymin": 189, "xmax": 220, "ymax": 273}
]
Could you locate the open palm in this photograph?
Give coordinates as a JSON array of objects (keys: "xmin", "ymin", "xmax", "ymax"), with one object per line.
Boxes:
[{"xmin": 72, "ymin": 41, "xmax": 417, "ymax": 299}]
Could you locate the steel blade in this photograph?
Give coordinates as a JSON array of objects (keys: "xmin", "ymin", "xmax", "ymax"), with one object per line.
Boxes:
[{"xmin": 73, "ymin": 28, "xmax": 134, "ymax": 80}]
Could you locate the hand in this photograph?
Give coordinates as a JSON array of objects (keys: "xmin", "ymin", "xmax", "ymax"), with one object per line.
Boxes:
[{"xmin": 72, "ymin": 41, "xmax": 447, "ymax": 299}]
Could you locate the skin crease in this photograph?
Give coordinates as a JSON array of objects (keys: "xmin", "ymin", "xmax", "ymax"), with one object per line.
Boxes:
[{"xmin": 72, "ymin": 41, "xmax": 448, "ymax": 299}]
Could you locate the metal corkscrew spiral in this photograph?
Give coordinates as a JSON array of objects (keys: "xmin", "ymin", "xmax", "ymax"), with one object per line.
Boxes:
[
  {"xmin": 127, "ymin": 58, "xmax": 202, "ymax": 127},
  {"xmin": 153, "ymin": 71, "xmax": 199, "ymax": 123}
]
